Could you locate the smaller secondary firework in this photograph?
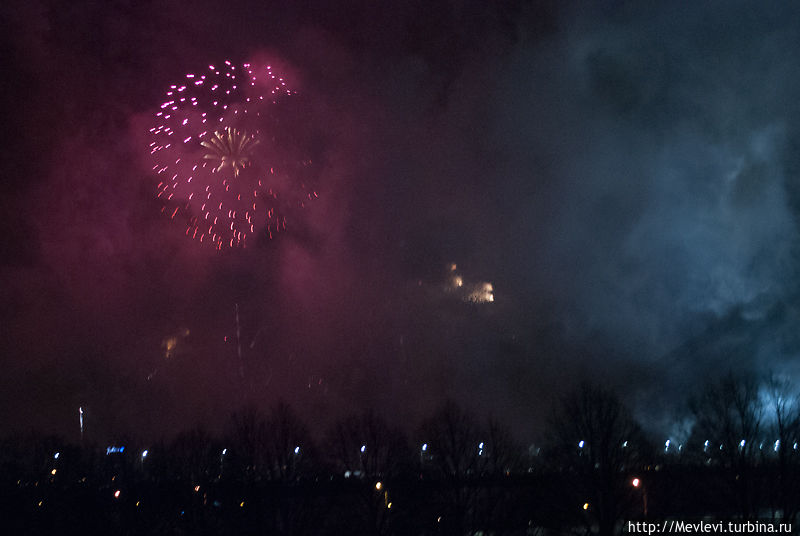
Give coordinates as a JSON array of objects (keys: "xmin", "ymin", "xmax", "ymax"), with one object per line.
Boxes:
[
  {"xmin": 149, "ymin": 61, "xmax": 317, "ymax": 249},
  {"xmin": 447, "ymin": 264, "xmax": 495, "ymax": 303}
]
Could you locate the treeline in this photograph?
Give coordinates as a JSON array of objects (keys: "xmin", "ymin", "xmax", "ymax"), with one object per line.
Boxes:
[{"xmin": 2, "ymin": 374, "xmax": 800, "ymax": 535}]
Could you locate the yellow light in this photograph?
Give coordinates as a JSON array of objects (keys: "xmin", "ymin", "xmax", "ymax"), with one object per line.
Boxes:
[
  {"xmin": 375, "ymin": 481, "xmax": 382, "ymax": 491},
  {"xmin": 201, "ymin": 127, "xmax": 259, "ymax": 177},
  {"xmin": 583, "ymin": 502, "xmax": 589, "ymax": 510},
  {"xmin": 387, "ymin": 502, "xmax": 392, "ymax": 509},
  {"xmin": 50, "ymin": 469, "xmax": 56, "ymax": 475},
  {"xmin": 38, "ymin": 501, "xmax": 43, "ymax": 507},
  {"xmin": 240, "ymin": 501, "xmax": 245, "ymax": 508},
  {"xmin": 136, "ymin": 501, "xmax": 140, "ymax": 507},
  {"xmin": 163, "ymin": 336, "xmax": 179, "ymax": 358}
]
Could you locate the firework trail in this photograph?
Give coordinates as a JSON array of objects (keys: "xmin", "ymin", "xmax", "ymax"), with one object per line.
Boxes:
[{"xmin": 149, "ymin": 60, "xmax": 317, "ymax": 249}]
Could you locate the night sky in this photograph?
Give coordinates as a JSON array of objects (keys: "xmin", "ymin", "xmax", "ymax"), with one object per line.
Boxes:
[{"xmin": 3, "ymin": 0, "xmax": 800, "ymax": 444}]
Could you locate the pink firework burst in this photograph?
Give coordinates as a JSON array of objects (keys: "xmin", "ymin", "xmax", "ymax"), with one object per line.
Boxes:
[{"xmin": 149, "ymin": 61, "xmax": 317, "ymax": 249}]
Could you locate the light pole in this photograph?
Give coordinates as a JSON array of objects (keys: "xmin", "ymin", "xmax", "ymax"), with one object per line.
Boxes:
[{"xmin": 632, "ymin": 477, "xmax": 648, "ymax": 517}]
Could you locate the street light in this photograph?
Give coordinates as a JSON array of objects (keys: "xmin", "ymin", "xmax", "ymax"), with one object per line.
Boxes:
[{"xmin": 632, "ymin": 477, "xmax": 648, "ymax": 517}]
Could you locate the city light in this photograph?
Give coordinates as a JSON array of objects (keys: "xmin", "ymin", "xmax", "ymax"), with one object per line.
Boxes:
[
  {"xmin": 578, "ymin": 440, "xmax": 585, "ymax": 448},
  {"xmin": 632, "ymin": 478, "xmax": 640, "ymax": 487},
  {"xmin": 375, "ymin": 481, "xmax": 382, "ymax": 491}
]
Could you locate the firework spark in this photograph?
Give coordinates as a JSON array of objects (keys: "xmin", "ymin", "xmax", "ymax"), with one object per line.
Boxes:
[
  {"xmin": 446, "ymin": 264, "xmax": 495, "ymax": 303},
  {"xmin": 161, "ymin": 327, "xmax": 190, "ymax": 359},
  {"xmin": 200, "ymin": 127, "xmax": 259, "ymax": 176},
  {"xmin": 466, "ymin": 282, "xmax": 494, "ymax": 303},
  {"xmin": 149, "ymin": 61, "xmax": 317, "ymax": 249}
]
